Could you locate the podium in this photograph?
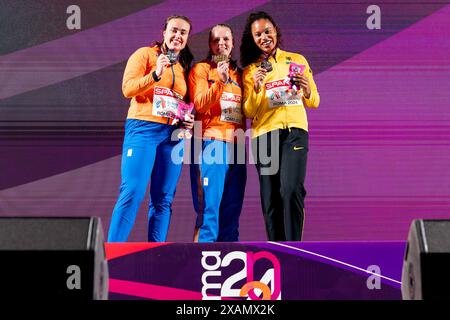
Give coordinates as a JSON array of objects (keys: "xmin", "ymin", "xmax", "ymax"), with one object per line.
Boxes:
[{"xmin": 105, "ymin": 242, "xmax": 404, "ymax": 300}]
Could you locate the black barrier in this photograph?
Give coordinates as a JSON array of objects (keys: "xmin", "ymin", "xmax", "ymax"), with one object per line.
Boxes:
[
  {"xmin": 402, "ymin": 219, "xmax": 450, "ymax": 300},
  {"xmin": 0, "ymin": 217, "xmax": 108, "ymax": 299}
]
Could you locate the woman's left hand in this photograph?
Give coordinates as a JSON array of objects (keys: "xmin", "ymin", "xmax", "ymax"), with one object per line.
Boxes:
[
  {"xmin": 181, "ymin": 113, "xmax": 195, "ymax": 130},
  {"xmin": 291, "ymin": 72, "xmax": 311, "ymax": 98}
]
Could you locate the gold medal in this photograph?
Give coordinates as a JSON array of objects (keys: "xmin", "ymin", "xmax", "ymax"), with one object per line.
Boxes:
[{"xmin": 212, "ymin": 54, "xmax": 229, "ymax": 64}]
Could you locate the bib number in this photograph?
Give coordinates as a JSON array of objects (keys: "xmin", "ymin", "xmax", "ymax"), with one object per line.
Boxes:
[
  {"xmin": 153, "ymin": 86, "xmax": 183, "ymax": 118},
  {"xmin": 220, "ymin": 92, "xmax": 242, "ymax": 124},
  {"xmin": 265, "ymin": 79, "xmax": 303, "ymax": 108}
]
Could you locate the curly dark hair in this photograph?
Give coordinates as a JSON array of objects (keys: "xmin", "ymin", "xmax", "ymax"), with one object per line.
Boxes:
[
  {"xmin": 240, "ymin": 11, "xmax": 282, "ymax": 68},
  {"xmin": 153, "ymin": 15, "xmax": 194, "ymax": 74}
]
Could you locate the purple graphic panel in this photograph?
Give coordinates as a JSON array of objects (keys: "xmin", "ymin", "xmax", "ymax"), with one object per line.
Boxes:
[{"xmin": 106, "ymin": 241, "xmax": 404, "ymax": 300}]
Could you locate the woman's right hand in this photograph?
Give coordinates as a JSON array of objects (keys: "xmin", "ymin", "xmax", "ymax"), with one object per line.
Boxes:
[
  {"xmin": 155, "ymin": 54, "xmax": 171, "ymax": 77},
  {"xmin": 217, "ymin": 61, "xmax": 230, "ymax": 83},
  {"xmin": 181, "ymin": 113, "xmax": 195, "ymax": 130},
  {"xmin": 253, "ymin": 67, "xmax": 267, "ymax": 92}
]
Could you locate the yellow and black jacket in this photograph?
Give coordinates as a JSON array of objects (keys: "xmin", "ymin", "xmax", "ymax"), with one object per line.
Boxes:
[{"xmin": 243, "ymin": 48, "xmax": 320, "ymax": 138}]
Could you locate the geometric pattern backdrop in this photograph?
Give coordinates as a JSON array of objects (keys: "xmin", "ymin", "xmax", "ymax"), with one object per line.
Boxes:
[{"xmin": 1, "ymin": 0, "xmax": 449, "ymax": 241}]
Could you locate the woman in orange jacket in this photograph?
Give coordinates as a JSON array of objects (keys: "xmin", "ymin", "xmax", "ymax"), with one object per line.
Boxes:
[
  {"xmin": 189, "ymin": 24, "xmax": 246, "ymax": 242},
  {"xmin": 108, "ymin": 15, "xmax": 194, "ymax": 242},
  {"xmin": 241, "ymin": 12, "xmax": 320, "ymax": 241}
]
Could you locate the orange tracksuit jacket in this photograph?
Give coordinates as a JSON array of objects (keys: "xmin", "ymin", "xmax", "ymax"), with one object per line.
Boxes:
[
  {"xmin": 122, "ymin": 45, "xmax": 188, "ymax": 124},
  {"xmin": 188, "ymin": 60, "xmax": 245, "ymax": 142}
]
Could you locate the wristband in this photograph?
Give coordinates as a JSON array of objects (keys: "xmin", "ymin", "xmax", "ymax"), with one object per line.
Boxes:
[{"xmin": 152, "ymin": 70, "xmax": 161, "ymax": 82}]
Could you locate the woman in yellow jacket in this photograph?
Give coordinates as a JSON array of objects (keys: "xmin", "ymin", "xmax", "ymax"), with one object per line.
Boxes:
[
  {"xmin": 189, "ymin": 24, "xmax": 246, "ymax": 242},
  {"xmin": 108, "ymin": 15, "xmax": 194, "ymax": 242},
  {"xmin": 241, "ymin": 12, "xmax": 320, "ymax": 241}
]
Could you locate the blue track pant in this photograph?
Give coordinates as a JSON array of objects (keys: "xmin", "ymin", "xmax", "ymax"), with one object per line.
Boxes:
[
  {"xmin": 190, "ymin": 139, "xmax": 247, "ymax": 242},
  {"xmin": 108, "ymin": 119, "xmax": 184, "ymax": 242}
]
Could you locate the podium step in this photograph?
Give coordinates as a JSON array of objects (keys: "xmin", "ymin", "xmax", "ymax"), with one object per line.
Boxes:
[{"xmin": 105, "ymin": 242, "xmax": 405, "ymax": 300}]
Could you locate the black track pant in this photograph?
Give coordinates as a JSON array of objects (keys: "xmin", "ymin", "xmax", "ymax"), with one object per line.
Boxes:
[{"xmin": 253, "ymin": 128, "xmax": 309, "ymax": 241}]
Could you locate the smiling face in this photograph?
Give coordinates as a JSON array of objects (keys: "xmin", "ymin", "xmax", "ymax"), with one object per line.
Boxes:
[
  {"xmin": 251, "ymin": 18, "xmax": 277, "ymax": 55},
  {"xmin": 209, "ymin": 25, "xmax": 233, "ymax": 57},
  {"xmin": 163, "ymin": 18, "xmax": 190, "ymax": 53}
]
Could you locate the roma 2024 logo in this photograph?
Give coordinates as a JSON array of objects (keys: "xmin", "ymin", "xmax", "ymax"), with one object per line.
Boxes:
[{"xmin": 201, "ymin": 251, "xmax": 281, "ymax": 300}]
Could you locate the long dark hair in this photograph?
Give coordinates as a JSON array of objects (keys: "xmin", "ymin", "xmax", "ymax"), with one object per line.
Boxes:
[
  {"xmin": 153, "ymin": 15, "xmax": 194, "ymax": 74},
  {"xmin": 206, "ymin": 24, "xmax": 238, "ymax": 70},
  {"xmin": 240, "ymin": 11, "xmax": 282, "ymax": 68}
]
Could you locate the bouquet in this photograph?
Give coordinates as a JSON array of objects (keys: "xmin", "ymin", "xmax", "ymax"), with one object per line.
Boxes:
[
  {"xmin": 287, "ymin": 62, "xmax": 306, "ymax": 95},
  {"xmin": 172, "ymin": 101, "xmax": 194, "ymax": 139}
]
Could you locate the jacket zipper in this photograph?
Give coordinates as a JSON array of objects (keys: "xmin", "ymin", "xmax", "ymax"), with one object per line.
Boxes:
[
  {"xmin": 171, "ymin": 64, "xmax": 175, "ymax": 89},
  {"xmin": 168, "ymin": 64, "xmax": 175, "ymax": 125}
]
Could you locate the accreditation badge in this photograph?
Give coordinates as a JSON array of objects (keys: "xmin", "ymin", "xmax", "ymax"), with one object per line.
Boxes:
[
  {"xmin": 265, "ymin": 78, "xmax": 303, "ymax": 109},
  {"xmin": 220, "ymin": 92, "xmax": 242, "ymax": 124},
  {"xmin": 152, "ymin": 86, "xmax": 183, "ymax": 118}
]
